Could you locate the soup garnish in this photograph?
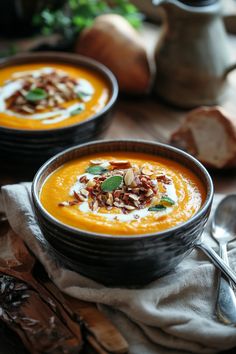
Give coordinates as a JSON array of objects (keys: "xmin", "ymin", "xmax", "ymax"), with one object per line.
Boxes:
[
  {"xmin": 40, "ymin": 153, "xmax": 206, "ymax": 235},
  {"xmin": 0, "ymin": 63, "xmax": 110, "ymax": 130}
]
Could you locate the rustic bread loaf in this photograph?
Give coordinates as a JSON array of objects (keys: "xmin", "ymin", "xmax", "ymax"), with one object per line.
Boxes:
[{"xmin": 170, "ymin": 106, "xmax": 236, "ymax": 168}]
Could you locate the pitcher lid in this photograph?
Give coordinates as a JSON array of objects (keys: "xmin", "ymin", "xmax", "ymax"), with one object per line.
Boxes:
[{"xmin": 179, "ymin": 0, "xmax": 218, "ymax": 6}]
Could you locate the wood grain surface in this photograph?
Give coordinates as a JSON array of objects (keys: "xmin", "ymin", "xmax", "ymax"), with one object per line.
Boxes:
[
  {"xmin": 1, "ymin": 20, "xmax": 236, "ymax": 354},
  {"xmin": 1, "ymin": 23, "xmax": 236, "ymax": 194}
]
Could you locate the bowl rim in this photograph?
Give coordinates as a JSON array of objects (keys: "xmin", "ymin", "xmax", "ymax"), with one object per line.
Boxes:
[
  {"xmin": 0, "ymin": 52, "xmax": 118, "ymax": 134},
  {"xmin": 32, "ymin": 139, "xmax": 214, "ymax": 240}
]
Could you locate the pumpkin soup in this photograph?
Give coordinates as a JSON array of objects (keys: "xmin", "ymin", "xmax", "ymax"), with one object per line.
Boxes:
[
  {"xmin": 0, "ymin": 63, "xmax": 110, "ymax": 130},
  {"xmin": 40, "ymin": 152, "xmax": 206, "ymax": 235}
]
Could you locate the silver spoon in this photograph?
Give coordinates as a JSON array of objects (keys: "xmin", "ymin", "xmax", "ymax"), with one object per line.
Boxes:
[{"xmin": 211, "ymin": 195, "xmax": 236, "ymax": 324}]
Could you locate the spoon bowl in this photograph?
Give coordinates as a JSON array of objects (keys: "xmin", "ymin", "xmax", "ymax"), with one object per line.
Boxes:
[{"xmin": 212, "ymin": 195, "xmax": 236, "ymax": 244}]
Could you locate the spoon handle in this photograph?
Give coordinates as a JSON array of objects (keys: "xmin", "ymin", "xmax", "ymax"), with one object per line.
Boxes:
[
  {"xmin": 216, "ymin": 243, "xmax": 236, "ymax": 325},
  {"xmin": 196, "ymin": 242, "xmax": 236, "ymax": 287}
]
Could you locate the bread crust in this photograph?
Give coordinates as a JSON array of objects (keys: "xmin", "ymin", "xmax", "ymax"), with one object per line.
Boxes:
[{"xmin": 171, "ymin": 106, "xmax": 236, "ymax": 169}]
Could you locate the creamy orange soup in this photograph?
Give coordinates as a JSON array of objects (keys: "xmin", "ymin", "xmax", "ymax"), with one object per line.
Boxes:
[
  {"xmin": 40, "ymin": 152, "xmax": 206, "ymax": 236},
  {"xmin": 0, "ymin": 63, "xmax": 110, "ymax": 130}
]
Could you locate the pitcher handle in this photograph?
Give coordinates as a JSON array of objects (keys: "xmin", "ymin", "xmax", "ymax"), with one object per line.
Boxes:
[{"xmin": 224, "ymin": 62, "xmax": 236, "ymax": 78}]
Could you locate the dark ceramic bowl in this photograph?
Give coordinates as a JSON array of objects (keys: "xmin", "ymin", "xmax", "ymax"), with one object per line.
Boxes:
[
  {"xmin": 0, "ymin": 52, "xmax": 118, "ymax": 170},
  {"xmin": 32, "ymin": 140, "xmax": 214, "ymax": 287}
]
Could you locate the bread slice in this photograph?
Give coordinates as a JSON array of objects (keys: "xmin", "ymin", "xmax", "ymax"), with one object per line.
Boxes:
[{"xmin": 170, "ymin": 106, "xmax": 236, "ymax": 168}]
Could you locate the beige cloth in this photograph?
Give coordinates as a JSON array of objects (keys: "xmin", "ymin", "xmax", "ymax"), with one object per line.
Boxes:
[{"xmin": 1, "ymin": 183, "xmax": 236, "ymax": 354}]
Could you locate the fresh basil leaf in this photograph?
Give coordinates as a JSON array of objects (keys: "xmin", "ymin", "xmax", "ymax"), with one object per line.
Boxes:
[
  {"xmin": 148, "ymin": 205, "xmax": 167, "ymax": 212},
  {"xmin": 101, "ymin": 176, "xmax": 123, "ymax": 192},
  {"xmin": 86, "ymin": 165, "xmax": 108, "ymax": 175},
  {"xmin": 160, "ymin": 196, "xmax": 175, "ymax": 206},
  {"xmin": 25, "ymin": 88, "xmax": 48, "ymax": 102},
  {"xmin": 70, "ymin": 106, "xmax": 84, "ymax": 116}
]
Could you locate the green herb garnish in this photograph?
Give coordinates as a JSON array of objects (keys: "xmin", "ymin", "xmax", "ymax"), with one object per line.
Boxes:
[
  {"xmin": 101, "ymin": 176, "xmax": 123, "ymax": 192},
  {"xmin": 70, "ymin": 106, "xmax": 84, "ymax": 116},
  {"xmin": 77, "ymin": 92, "xmax": 90, "ymax": 100},
  {"xmin": 148, "ymin": 205, "xmax": 167, "ymax": 212},
  {"xmin": 86, "ymin": 165, "xmax": 108, "ymax": 175},
  {"xmin": 160, "ymin": 196, "xmax": 175, "ymax": 206},
  {"xmin": 25, "ymin": 88, "xmax": 48, "ymax": 102}
]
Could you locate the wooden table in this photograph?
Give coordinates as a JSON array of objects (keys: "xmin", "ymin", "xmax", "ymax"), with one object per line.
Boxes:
[
  {"xmin": 1, "ymin": 22, "xmax": 236, "ymax": 354},
  {"xmin": 1, "ymin": 22, "xmax": 236, "ymax": 194}
]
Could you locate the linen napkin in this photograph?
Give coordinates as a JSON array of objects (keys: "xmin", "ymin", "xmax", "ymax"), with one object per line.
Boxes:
[{"xmin": 1, "ymin": 183, "xmax": 236, "ymax": 354}]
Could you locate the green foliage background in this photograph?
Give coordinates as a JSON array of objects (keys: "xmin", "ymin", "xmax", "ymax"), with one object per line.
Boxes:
[{"xmin": 34, "ymin": 0, "xmax": 142, "ymax": 40}]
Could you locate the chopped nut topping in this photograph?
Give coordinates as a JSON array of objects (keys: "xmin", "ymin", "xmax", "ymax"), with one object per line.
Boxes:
[
  {"xmin": 80, "ymin": 189, "xmax": 89, "ymax": 198},
  {"xmin": 110, "ymin": 160, "xmax": 131, "ymax": 169},
  {"xmin": 141, "ymin": 164, "xmax": 154, "ymax": 176},
  {"xmin": 129, "ymin": 194, "xmax": 139, "ymax": 201},
  {"xmin": 124, "ymin": 205, "xmax": 135, "ymax": 210},
  {"xmin": 90, "ymin": 159, "xmax": 106, "ymax": 165},
  {"xmin": 156, "ymin": 174, "xmax": 172, "ymax": 184},
  {"xmin": 58, "ymin": 160, "xmax": 174, "ymax": 214},
  {"xmin": 124, "ymin": 169, "xmax": 135, "ymax": 186},
  {"xmin": 146, "ymin": 189, "xmax": 154, "ymax": 197},
  {"xmin": 6, "ymin": 69, "xmax": 88, "ymax": 115}
]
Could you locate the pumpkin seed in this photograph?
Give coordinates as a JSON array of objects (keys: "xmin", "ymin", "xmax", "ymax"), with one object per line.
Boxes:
[
  {"xmin": 160, "ymin": 196, "xmax": 175, "ymax": 206},
  {"xmin": 148, "ymin": 204, "xmax": 167, "ymax": 212}
]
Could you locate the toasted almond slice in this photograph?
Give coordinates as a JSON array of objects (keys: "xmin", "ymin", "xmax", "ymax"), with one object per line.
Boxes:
[
  {"xmin": 69, "ymin": 200, "xmax": 79, "ymax": 206},
  {"xmin": 113, "ymin": 170, "xmax": 125, "ymax": 176},
  {"xmin": 146, "ymin": 189, "xmax": 154, "ymax": 197},
  {"xmin": 124, "ymin": 205, "xmax": 135, "ymax": 210},
  {"xmin": 58, "ymin": 201, "xmax": 69, "ymax": 207},
  {"xmin": 90, "ymin": 159, "xmax": 106, "ymax": 165},
  {"xmin": 124, "ymin": 169, "xmax": 135, "ymax": 186},
  {"xmin": 74, "ymin": 191, "xmax": 82, "ymax": 201},
  {"xmin": 79, "ymin": 195, "xmax": 86, "ymax": 202},
  {"xmin": 132, "ymin": 164, "xmax": 140, "ymax": 173},
  {"xmin": 142, "ymin": 164, "xmax": 154, "ymax": 176},
  {"xmin": 110, "ymin": 160, "xmax": 129, "ymax": 165},
  {"xmin": 132, "ymin": 188, "xmax": 140, "ymax": 194},
  {"xmin": 114, "ymin": 201, "xmax": 125, "ymax": 208},
  {"xmin": 129, "ymin": 194, "xmax": 139, "ymax": 201},
  {"xmin": 36, "ymin": 105, "xmax": 46, "ymax": 111},
  {"xmin": 92, "ymin": 200, "xmax": 99, "ymax": 211},
  {"xmin": 20, "ymin": 89, "xmax": 28, "ymax": 96},
  {"xmin": 87, "ymin": 179, "xmax": 96, "ymax": 188},
  {"xmin": 142, "ymin": 168, "xmax": 153, "ymax": 176},
  {"xmin": 80, "ymin": 189, "xmax": 89, "ymax": 197},
  {"xmin": 21, "ymin": 105, "xmax": 34, "ymax": 113},
  {"xmin": 106, "ymin": 193, "xmax": 114, "ymax": 206},
  {"xmin": 156, "ymin": 173, "xmax": 165, "ymax": 178},
  {"xmin": 110, "ymin": 160, "xmax": 131, "ymax": 169},
  {"xmin": 130, "ymin": 180, "xmax": 137, "ymax": 188}
]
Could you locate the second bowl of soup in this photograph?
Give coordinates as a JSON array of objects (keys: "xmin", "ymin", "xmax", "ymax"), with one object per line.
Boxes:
[
  {"xmin": 32, "ymin": 140, "xmax": 213, "ymax": 286},
  {"xmin": 0, "ymin": 52, "xmax": 118, "ymax": 169}
]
